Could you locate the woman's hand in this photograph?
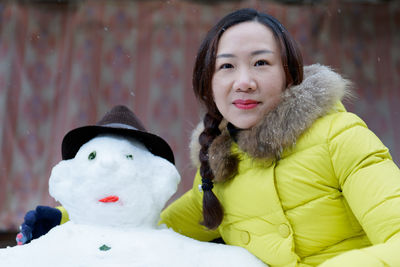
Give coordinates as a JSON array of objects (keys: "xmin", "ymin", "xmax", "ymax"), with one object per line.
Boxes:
[{"xmin": 16, "ymin": 206, "xmax": 61, "ymax": 245}]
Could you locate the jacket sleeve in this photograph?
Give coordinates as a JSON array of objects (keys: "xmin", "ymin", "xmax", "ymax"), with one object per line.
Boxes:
[
  {"xmin": 160, "ymin": 170, "xmax": 220, "ymax": 242},
  {"xmin": 56, "ymin": 206, "xmax": 69, "ymax": 224},
  {"xmin": 320, "ymin": 112, "xmax": 400, "ymax": 266}
]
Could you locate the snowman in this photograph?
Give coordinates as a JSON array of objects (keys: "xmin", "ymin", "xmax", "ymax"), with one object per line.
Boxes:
[{"xmin": 0, "ymin": 105, "xmax": 266, "ymax": 267}]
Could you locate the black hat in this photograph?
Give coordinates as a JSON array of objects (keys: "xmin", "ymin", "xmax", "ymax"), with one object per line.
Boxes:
[{"xmin": 61, "ymin": 105, "xmax": 175, "ymax": 164}]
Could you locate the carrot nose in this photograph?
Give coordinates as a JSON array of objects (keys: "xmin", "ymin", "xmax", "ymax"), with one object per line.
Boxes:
[{"xmin": 99, "ymin": 196, "xmax": 119, "ymax": 203}]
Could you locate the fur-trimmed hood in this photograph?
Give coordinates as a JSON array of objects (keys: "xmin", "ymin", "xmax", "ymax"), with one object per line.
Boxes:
[{"xmin": 190, "ymin": 64, "xmax": 352, "ymax": 182}]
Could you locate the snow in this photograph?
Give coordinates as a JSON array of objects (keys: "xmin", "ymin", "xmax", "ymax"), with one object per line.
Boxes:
[
  {"xmin": 0, "ymin": 135, "xmax": 267, "ymax": 267},
  {"xmin": 49, "ymin": 135, "xmax": 178, "ymax": 228}
]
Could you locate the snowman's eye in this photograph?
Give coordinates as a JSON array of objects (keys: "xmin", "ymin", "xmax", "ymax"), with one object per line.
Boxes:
[
  {"xmin": 126, "ymin": 154, "xmax": 133, "ymax": 160},
  {"xmin": 88, "ymin": 151, "xmax": 96, "ymax": 160}
]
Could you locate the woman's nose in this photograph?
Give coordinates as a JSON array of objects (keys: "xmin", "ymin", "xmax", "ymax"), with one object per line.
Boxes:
[{"xmin": 233, "ymin": 69, "xmax": 256, "ymax": 92}]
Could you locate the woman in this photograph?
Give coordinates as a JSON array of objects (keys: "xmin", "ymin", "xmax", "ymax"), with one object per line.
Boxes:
[
  {"xmin": 159, "ymin": 8, "xmax": 400, "ymax": 266},
  {"xmin": 17, "ymin": 8, "xmax": 400, "ymax": 267}
]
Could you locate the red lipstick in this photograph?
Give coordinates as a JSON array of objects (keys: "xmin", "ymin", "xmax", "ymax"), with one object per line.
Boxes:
[{"xmin": 233, "ymin": 99, "xmax": 259, "ymax": 110}]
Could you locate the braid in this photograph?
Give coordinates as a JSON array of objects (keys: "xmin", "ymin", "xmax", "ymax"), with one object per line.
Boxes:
[{"xmin": 199, "ymin": 113, "xmax": 224, "ymax": 229}]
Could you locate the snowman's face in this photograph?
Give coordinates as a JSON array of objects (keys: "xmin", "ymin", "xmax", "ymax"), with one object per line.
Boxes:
[{"xmin": 49, "ymin": 134, "xmax": 180, "ymax": 227}]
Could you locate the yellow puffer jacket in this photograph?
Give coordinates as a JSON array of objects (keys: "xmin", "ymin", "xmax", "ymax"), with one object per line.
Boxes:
[{"xmin": 160, "ymin": 65, "xmax": 400, "ymax": 266}]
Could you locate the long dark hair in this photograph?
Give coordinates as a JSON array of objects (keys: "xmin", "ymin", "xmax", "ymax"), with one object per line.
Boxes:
[{"xmin": 193, "ymin": 8, "xmax": 304, "ymax": 229}]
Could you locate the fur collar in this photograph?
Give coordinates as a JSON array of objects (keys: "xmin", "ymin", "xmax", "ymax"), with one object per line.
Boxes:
[{"xmin": 190, "ymin": 64, "xmax": 352, "ymax": 182}]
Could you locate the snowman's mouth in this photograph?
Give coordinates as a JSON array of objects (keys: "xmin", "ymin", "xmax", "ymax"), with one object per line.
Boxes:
[{"xmin": 99, "ymin": 195, "xmax": 119, "ymax": 203}]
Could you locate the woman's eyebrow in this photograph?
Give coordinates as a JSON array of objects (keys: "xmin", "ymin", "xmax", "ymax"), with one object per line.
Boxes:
[
  {"xmin": 216, "ymin": 53, "xmax": 235, "ymax": 58},
  {"xmin": 251, "ymin": 49, "xmax": 274, "ymax": 56},
  {"xmin": 216, "ymin": 49, "xmax": 274, "ymax": 58}
]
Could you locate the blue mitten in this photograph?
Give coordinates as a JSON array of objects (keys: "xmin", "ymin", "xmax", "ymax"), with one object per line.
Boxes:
[{"xmin": 16, "ymin": 206, "xmax": 62, "ymax": 245}]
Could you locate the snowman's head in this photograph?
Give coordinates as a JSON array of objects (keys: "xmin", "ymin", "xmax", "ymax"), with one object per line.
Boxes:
[{"xmin": 49, "ymin": 134, "xmax": 180, "ymax": 228}]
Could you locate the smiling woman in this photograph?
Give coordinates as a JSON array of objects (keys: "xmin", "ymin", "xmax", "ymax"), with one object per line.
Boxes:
[
  {"xmin": 160, "ymin": 8, "xmax": 400, "ymax": 267},
  {"xmin": 212, "ymin": 21, "xmax": 287, "ymax": 129},
  {"xmin": 189, "ymin": 9, "xmax": 303, "ymax": 232}
]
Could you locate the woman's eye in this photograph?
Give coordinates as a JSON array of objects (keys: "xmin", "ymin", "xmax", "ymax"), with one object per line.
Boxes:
[
  {"xmin": 88, "ymin": 151, "xmax": 96, "ymax": 160},
  {"xmin": 254, "ymin": 60, "xmax": 269, "ymax": 66},
  {"xmin": 126, "ymin": 154, "xmax": 133, "ymax": 160},
  {"xmin": 219, "ymin": 63, "xmax": 233, "ymax": 69}
]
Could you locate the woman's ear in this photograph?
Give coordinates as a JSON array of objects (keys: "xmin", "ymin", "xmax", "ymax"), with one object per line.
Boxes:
[{"xmin": 285, "ymin": 75, "xmax": 293, "ymax": 88}]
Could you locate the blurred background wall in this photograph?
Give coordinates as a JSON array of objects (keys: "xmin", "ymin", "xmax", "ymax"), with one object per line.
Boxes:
[{"xmin": 0, "ymin": 0, "xmax": 399, "ymax": 237}]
